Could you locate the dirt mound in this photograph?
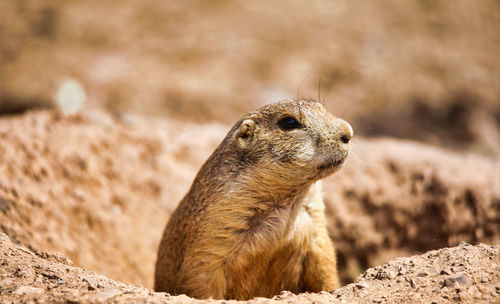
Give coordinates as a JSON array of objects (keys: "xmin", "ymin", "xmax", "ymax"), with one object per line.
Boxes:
[
  {"xmin": 0, "ymin": 109, "xmax": 498, "ymax": 293},
  {"xmin": 325, "ymin": 138, "xmax": 500, "ymax": 284},
  {"xmin": 0, "ymin": 110, "xmax": 224, "ymax": 287},
  {"xmin": 332, "ymin": 241, "xmax": 500, "ymax": 303},
  {"xmin": 1, "ymin": 233, "xmax": 498, "ymax": 303},
  {"xmin": 0, "ymin": 233, "xmax": 179, "ymax": 303}
]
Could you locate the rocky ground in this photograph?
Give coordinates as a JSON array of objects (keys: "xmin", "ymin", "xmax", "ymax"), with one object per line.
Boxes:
[
  {"xmin": 0, "ymin": 110, "xmax": 499, "ymax": 303},
  {"xmin": 1, "ymin": 233, "xmax": 499, "ymax": 303}
]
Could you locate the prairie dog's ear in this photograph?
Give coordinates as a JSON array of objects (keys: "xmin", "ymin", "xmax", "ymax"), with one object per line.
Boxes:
[{"xmin": 234, "ymin": 119, "xmax": 256, "ymax": 146}]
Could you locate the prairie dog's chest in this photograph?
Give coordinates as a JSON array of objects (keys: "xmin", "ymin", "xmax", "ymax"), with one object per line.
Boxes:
[
  {"xmin": 257, "ymin": 196, "xmax": 323, "ymax": 292},
  {"xmin": 238, "ymin": 182, "xmax": 325, "ymax": 254},
  {"xmin": 285, "ymin": 182, "xmax": 325, "ymax": 244},
  {"xmin": 285, "ymin": 201, "xmax": 318, "ymax": 245}
]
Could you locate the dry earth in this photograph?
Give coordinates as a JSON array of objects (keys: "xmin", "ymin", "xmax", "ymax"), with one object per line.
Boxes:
[
  {"xmin": 1, "ymin": 1, "xmax": 500, "ymax": 302},
  {"xmin": 1, "ymin": 233, "xmax": 499, "ymax": 303},
  {"xmin": 325, "ymin": 138, "xmax": 500, "ymax": 283},
  {"xmin": 0, "ymin": 109, "xmax": 499, "ymax": 303}
]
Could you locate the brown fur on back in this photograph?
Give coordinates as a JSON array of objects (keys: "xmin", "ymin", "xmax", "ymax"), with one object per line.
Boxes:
[{"xmin": 154, "ymin": 99, "xmax": 352, "ymax": 300}]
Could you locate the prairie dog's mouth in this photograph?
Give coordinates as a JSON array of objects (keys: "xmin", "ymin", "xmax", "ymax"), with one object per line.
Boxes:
[{"xmin": 317, "ymin": 157, "xmax": 345, "ymax": 171}]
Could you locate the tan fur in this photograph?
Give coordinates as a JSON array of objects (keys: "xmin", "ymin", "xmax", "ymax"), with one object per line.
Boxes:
[{"xmin": 154, "ymin": 99, "xmax": 353, "ymax": 300}]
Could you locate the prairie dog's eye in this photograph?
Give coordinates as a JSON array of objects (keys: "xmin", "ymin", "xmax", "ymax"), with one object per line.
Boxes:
[{"xmin": 278, "ymin": 116, "xmax": 302, "ymax": 130}]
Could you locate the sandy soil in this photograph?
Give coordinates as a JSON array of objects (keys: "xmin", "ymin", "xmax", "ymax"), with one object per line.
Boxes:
[
  {"xmin": 1, "ymin": 1, "xmax": 499, "ymax": 302},
  {"xmin": 1, "ymin": 233, "xmax": 499, "ymax": 303},
  {"xmin": 0, "ymin": 110, "xmax": 224, "ymax": 288},
  {"xmin": 0, "ymin": 109, "xmax": 499, "ymax": 303},
  {"xmin": 324, "ymin": 138, "xmax": 500, "ymax": 283}
]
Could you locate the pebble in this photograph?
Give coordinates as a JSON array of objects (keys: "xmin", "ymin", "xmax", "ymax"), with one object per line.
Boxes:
[
  {"xmin": 405, "ymin": 276, "xmax": 416, "ymax": 288},
  {"xmin": 397, "ymin": 265, "xmax": 406, "ymax": 275},
  {"xmin": 355, "ymin": 282, "xmax": 368, "ymax": 289},
  {"xmin": 443, "ymin": 273, "xmax": 473, "ymax": 288},
  {"xmin": 374, "ymin": 268, "xmax": 397, "ymax": 280},
  {"xmin": 83, "ymin": 278, "xmax": 97, "ymax": 291},
  {"xmin": 440, "ymin": 268, "xmax": 452, "ymax": 275}
]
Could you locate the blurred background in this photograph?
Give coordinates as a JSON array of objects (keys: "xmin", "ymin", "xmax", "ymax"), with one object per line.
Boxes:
[{"xmin": 1, "ymin": 0, "xmax": 500, "ymax": 154}]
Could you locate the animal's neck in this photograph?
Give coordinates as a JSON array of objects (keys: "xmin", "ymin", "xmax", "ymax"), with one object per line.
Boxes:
[
  {"xmin": 226, "ymin": 178, "xmax": 314, "ymax": 236},
  {"xmin": 192, "ymin": 150, "xmax": 315, "ymax": 221}
]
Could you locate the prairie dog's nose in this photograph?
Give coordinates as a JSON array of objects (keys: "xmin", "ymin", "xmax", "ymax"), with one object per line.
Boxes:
[{"xmin": 336, "ymin": 118, "xmax": 353, "ymax": 144}]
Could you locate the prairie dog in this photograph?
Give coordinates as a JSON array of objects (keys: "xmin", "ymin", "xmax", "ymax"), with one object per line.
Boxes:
[{"xmin": 155, "ymin": 99, "xmax": 353, "ymax": 300}]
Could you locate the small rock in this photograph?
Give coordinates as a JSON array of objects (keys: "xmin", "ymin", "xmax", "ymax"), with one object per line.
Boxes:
[
  {"xmin": 15, "ymin": 286, "xmax": 44, "ymax": 295},
  {"xmin": 83, "ymin": 278, "xmax": 97, "ymax": 291},
  {"xmin": 272, "ymin": 290, "xmax": 293, "ymax": 299},
  {"xmin": 17, "ymin": 246, "xmax": 34, "ymax": 255},
  {"xmin": 459, "ymin": 241, "xmax": 471, "ymax": 247},
  {"xmin": 405, "ymin": 276, "xmax": 416, "ymax": 288},
  {"xmin": 440, "ymin": 268, "xmax": 452, "ymax": 275},
  {"xmin": 42, "ymin": 272, "xmax": 61, "ymax": 280},
  {"xmin": 397, "ymin": 265, "xmax": 406, "ymax": 276},
  {"xmin": 277, "ymin": 290, "xmax": 293, "ymax": 297},
  {"xmin": 443, "ymin": 273, "xmax": 473, "ymax": 288},
  {"xmin": 13, "ymin": 268, "xmax": 22, "ymax": 278},
  {"xmin": 374, "ymin": 268, "xmax": 397, "ymax": 280}
]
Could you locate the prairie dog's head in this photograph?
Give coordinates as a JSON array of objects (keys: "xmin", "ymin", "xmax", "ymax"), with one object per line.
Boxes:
[{"xmin": 227, "ymin": 99, "xmax": 353, "ymax": 183}]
